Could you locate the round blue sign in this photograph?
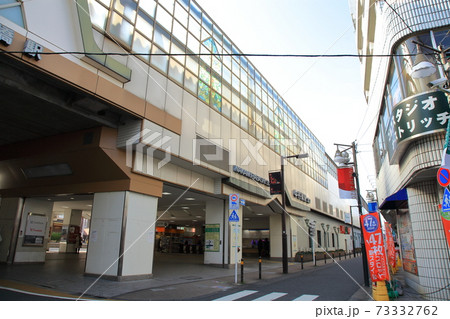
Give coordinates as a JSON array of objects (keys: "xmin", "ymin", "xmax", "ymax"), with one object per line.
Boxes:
[{"xmin": 363, "ymin": 215, "xmax": 379, "ymax": 233}]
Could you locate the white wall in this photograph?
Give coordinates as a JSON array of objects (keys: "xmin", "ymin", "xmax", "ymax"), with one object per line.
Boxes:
[
  {"xmin": 121, "ymin": 192, "xmax": 157, "ymax": 277},
  {"xmin": 85, "ymin": 192, "xmax": 125, "ymax": 277}
]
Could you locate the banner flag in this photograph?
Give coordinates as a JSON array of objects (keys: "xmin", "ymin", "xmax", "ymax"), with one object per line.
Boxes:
[
  {"xmin": 337, "ymin": 167, "xmax": 357, "ymax": 199},
  {"xmin": 360, "ymin": 213, "xmax": 389, "ymax": 282},
  {"xmin": 385, "ymin": 222, "xmax": 396, "ymax": 269},
  {"xmin": 440, "ymin": 209, "xmax": 450, "ymax": 249}
]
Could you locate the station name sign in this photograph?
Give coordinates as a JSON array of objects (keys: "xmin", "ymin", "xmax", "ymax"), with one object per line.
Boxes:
[
  {"xmin": 292, "ymin": 189, "xmax": 311, "ymax": 204},
  {"xmin": 232, "ymin": 165, "xmax": 269, "ymax": 186}
]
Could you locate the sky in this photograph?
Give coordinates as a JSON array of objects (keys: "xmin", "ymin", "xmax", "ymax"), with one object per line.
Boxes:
[{"xmin": 196, "ymin": 0, "xmax": 378, "ymax": 196}]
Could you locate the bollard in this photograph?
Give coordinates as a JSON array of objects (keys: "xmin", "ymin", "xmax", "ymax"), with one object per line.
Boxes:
[
  {"xmin": 241, "ymin": 259, "xmax": 244, "ymax": 283},
  {"xmin": 332, "ymin": 252, "xmax": 335, "ymax": 263},
  {"xmin": 258, "ymin": 256, "xmax": 262, "ymax": 279},
  {"xmin": 314, "ymin": 253, "xmax": 317, "ymax": 266},
  {"xmin": 339, "ymin": 252, "xmax": 341, "ymax": 260},
  {"xmin": 300, "ymin": 255, "xmax": 304, "ymax": 270},
  {"xmin": 324, "ymin": 253, "xmax": 327, "ymax": 264},
  {"xmin": 345, "ymin": 252, "xmax": 347, "ymax": 259}
]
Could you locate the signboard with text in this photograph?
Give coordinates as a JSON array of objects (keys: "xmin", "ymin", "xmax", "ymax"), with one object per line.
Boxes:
[
  {"xmin": 205, "ymin": 224, "xmax": 220, "ymax": 252},
  {"xmin": 360, "ymin": 213, "xmax": 389, "ymax": 282},
  {"xmin": 385, "ymin": 222, "xmax": 396, "ymax": 269},
  {"xmin": 440, "ymin": 210, "xmax": 450, "ymax": 250},
  {"xmin": 269, "ymin": 171, "xmax": 282, "ymax": 195}
]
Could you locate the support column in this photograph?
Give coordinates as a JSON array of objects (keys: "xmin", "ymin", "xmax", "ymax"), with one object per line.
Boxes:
[
  {"xmin": 60, "ymin": 209, "xmax": 82, "ymax": 253},
  {"xmin": 0, "ymin": 198, "xmax": 24, "ymax": 263},
  {"xmin": 204, "ymin": 199, "xmax": 226, "ymax": 266},
  {"xmin": 85, "ymin": 191, "xmax": 158, "ymax": 280},
  {"xmin": 270, "ymin": 214, "xmax": 291, "ymax": 259},
  {"xmin": 407, "ymin": 181, "xmax": 450, "ymax": 300}
]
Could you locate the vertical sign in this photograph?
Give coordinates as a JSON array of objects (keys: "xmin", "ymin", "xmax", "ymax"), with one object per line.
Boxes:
[
  {"xmin": 229, "ymin": 193, "xmax": 239, "ymax": 210},
  {"xmin": 204, "ymin": 224, "xmax": 220, "ymax": 252},
  {"xmin": 440, "ymin": 209, "xmax": 450, "ymax": 249},
  {"xmin": 385, "ymin": 222, "xmax": 396, "ymax": 269},
  {"xmin": 228, "ymin": 193, "xmax": 240, "ymax": 284},
  {"xmin": 337, "ymin": 167, "xmax": 357, "ymax": 199},
  {"xmin": 360, "ymin": 213, "xmax": 389, "ymax": 282},
  {"xmin": 23, "ymin": 213, "xmax": 47, "ymax": 246},
  {"xmin": 269, "ymin": 171, "xmax": 282, "ymax": 195}
]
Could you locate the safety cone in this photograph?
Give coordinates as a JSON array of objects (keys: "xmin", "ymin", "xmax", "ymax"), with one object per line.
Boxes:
[{"xmin": 372, "ymin": 281, "xmax": 390, "ymax": 301}]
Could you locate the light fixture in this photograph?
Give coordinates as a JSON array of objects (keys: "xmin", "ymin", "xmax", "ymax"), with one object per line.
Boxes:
[
  {"xmin": 410, "ymin": 45, "xmax": 436, "ymax": 79},
  {"xmin": 334, "ymin": 148, "xmax": 350, "ymax": 165},
  {"xmin": 162, "ymin": 192, "xmax": 172, "ymax": 195},
  {"xmin": 181, "ymin": 206, "xmax": 189, "ymax": 210},
  {"xmin": 185, "ymin": 197, "xmax": 195, "ymax": 201},
  {"xmin": 196, "ymin": 215, "xmax": 202, "ymax": 218}
]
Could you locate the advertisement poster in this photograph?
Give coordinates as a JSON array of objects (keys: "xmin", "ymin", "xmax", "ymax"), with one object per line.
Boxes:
[
  {"xmin": 23, "ymin": 213, "xmax": 47, "ymax": 246},
  {"xmin": 398, "ymin": 212, "xmax": 418, "ymax": 275},
  {"xmin": 360, "ymin": 213, "xmax": 389, "ymax": 282},
  {"xmin": 385, "ymin": 222, "xmax": 396, "ymax": 268},
  {"xmin": 204, "ymin": 224, "xmax": 220, "ymax": 252},
  {"xmin": 269, "ymin": 171, "xmax": 282, "ymax": 195}
]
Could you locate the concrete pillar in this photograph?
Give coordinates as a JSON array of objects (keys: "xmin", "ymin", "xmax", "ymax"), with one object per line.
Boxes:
[
  {"xmin": 14, "ymin": 198, "xmax": 53, "ymax": 263},
  {"xmin": 60, "ymin": 209, "xmax": 83, "ymax": 253},
  {"xmin": 0, "ymin": 198, "xmax": 24, "ymax": 263},
  {"xmin": 270, "ymin": 214, "xmax": 292, "ymax": 259},
  {"xmin": 85, "ymin": 191, "xmax": 158, "ymax": 280},
  {"xmin": 204, "ymin": 199, "xmax": 226, "ymax": 265},
  {"xmin": 406, "ymin": 181, "xmax": 450, "ymax": 300}
]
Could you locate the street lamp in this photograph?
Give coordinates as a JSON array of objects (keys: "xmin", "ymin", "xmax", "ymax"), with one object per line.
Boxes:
[
  {"xmin": 334, "ymin": 142, "xmax": 370, "ymax": 287},
  {"xmin": 281, "ymin": 153, "xmax": 308, "ymax": 274}
]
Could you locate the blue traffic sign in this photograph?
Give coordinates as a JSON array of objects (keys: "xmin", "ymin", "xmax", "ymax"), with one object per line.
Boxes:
[
  {"xmin": 229, "ymin": 210, "xmax": 240, "ymax": 222},
  {"xmin": 442, "ymin": 188, "xmax": 450, "ymax": 213},
  {"xmin": 438, "ymin": 167, "xmax": 450, "ymax": 187},
  {"xmin": 229, "ymin": 193, "xmax": 239, "ymax": 210}
]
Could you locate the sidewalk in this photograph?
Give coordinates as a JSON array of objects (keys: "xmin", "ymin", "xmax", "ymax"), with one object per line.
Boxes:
[{"xmin": 0, "ymin": 252, "xmax": 427, "ymax": 301}]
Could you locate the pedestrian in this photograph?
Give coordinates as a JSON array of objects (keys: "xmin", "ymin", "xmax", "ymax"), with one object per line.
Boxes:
[
  {"xmin": 76, "ymin": 233, "xmax": 82, "ymax": 254},
  {"xmin": 257, "ymin": 238, "xmax": 263, "ymax": 257}
]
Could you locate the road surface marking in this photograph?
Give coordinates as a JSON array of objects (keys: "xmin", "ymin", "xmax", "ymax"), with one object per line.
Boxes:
[
  {"xmin": 293, "ymin": 294, "xmax": 319, "ymax": 301},
  {"xmin": 253, "ymin": 292, "xmax": 287, "ymax": 301},
  {"xmin": 213, "ymin": 290, "xmax": 258, "ymax": 301}
]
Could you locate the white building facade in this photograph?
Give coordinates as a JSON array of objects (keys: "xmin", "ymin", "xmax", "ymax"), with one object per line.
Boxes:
[
  {"xmin": 0, "ymin": 0, "xmax": 355, "ymax": 280},
  {"xmin": 351, "ymin": 0, "xmax": 450, "ymax": 300}
]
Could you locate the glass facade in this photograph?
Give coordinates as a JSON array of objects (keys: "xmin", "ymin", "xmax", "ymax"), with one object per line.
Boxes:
[
  {"xmin": 374, "ymin": 28, "xmax": 450, "ymax": 173},
  {"xmin": 0, "ymin": 0, "xmax": 24, "ymax": 27},
  {"xmin": 87, "ymin": 0, "xmax": 329, "ymax": 187}
]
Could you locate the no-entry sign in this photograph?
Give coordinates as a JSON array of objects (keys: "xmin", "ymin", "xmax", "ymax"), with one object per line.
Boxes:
[{"xmin": 437, "ymin": 167, "xmax": 450, "ymax": 187}]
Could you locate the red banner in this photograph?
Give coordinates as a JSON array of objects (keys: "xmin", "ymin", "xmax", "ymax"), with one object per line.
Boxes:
[
  {"xmin": 441, "ymin": 210, "xmax": 450, "ymax": 249},
  {"xmin": 337, "ymin": 167, "xmax": 357, "ymax": 199},
  {"xmin": 385, "ymin": 222, "xmax": 396, "ymax": 269},
  {"xmin": 361, "ymin": 213, "xmax": 389, "ymax": 282}
]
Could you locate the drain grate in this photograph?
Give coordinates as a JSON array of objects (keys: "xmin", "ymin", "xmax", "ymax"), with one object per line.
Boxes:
[{"xmin": 179, "ymin": 276, "xmax": 202, "ymax": 280}]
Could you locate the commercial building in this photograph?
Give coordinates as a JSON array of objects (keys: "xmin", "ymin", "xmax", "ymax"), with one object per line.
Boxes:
[
  {"xmin": 0, "ymin": 0, "xmax": 355, "ymax": 281},
  {"xmin": 351, "ymin": 0, "xmax": 450, "ymax": 300}
]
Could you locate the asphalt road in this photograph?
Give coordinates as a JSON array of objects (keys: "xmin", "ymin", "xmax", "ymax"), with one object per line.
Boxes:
[{"xmin": 190, "ymin": 257, "xmax": 367, "ymax": 301}]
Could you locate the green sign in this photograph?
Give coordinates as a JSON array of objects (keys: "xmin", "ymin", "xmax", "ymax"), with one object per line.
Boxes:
[
  {"xmin": 205, "ymin": 224, "xmax": 220, "ymax": 252},
  {"xmin": 393, "ymin": 91, "xmax": 449, "ymax": 145}
]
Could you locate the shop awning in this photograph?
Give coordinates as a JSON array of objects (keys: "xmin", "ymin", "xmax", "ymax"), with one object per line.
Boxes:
[{"xmin": 379, "ymin": 188, "xmax": 408, "ymax": 210}]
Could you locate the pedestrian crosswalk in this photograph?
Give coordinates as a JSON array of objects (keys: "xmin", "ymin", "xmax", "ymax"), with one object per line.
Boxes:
[{"xmin": 213, "ymin": 290, "xmax": 319, "ymax": 301}]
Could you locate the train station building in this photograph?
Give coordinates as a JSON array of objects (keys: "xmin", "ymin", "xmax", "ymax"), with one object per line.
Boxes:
[{"xmin": 0, "ymin": 0, "xmax": 357, "ymax": 281}]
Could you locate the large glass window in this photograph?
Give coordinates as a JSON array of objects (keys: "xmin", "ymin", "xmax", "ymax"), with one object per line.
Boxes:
[
  {"xmin": 0, "ymin": 0, "xmax": 24, "ymax": 27},
  {"xmin": 86, "ymin": 0, "xmax": 330, "ymax": 188}
]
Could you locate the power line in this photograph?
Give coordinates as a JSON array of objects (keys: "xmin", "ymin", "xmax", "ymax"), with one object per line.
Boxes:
[
  {"xmin": 0, "ymin": 50, "xmax": 424, "ymax": 58},
  {"xmin": 384, "ymin": 0, "xmax": 415, "ymax": 34}
]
